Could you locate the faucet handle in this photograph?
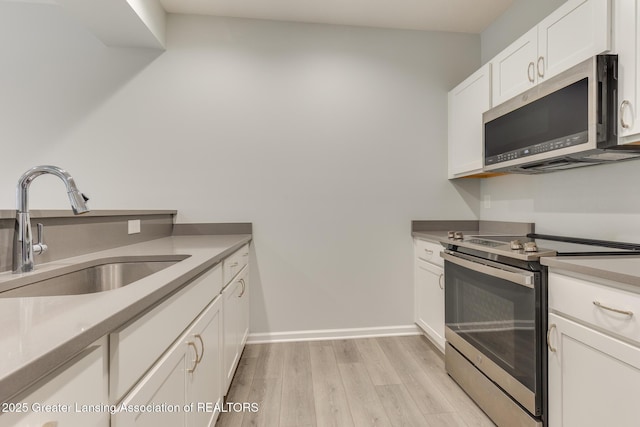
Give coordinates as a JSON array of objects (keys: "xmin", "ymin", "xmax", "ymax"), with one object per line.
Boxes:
[{"xmin": 33, "ymin": 223, "xmax": 48, "ymax": 255}]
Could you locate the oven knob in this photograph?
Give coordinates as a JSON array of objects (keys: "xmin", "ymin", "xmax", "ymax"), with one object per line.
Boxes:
[
  {"xmin": 523, "ymin": 241, "xmax": 538, "ymax": 252},
  {"xmin": 447, "ymin": 231, "xmax": 455, "ymax": 239},
  {"xmin": 510, "ymin": 240, "xmax": 523, "ymax": 250},
  {"xmin": 453, "ymin": 232, "xmax": 464, "ymax": 240}
]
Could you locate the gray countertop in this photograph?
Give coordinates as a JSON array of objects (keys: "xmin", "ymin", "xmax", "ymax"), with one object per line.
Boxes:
[
  {"xmin": 541, "ymin": 255, "xmax": 640, "ymax": 289},
  {"xmin": 0, "ymin": 234, "xmax": 251, "ymax": 403},
  {"xmin": 0, "ymin": 209, "xmax": 178, "ymax": 219}
]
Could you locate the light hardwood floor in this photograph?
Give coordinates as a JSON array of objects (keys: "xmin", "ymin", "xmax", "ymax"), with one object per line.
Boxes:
[{"xmin": 216, "ymin": 335, "xmax": 494, "ymax": 427}]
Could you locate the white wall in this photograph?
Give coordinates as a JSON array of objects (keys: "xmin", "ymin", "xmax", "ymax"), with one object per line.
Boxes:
[
  {"xmin": 1, "ymin": 3, "xmax": 481, "ymax": 336},
  {"xmin": 479, "ymin": 0, "xmax": 640, "ymax": 242}
]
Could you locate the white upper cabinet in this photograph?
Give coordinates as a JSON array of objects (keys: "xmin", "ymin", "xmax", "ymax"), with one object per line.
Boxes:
[
  {"xmin": 448, "ymin": 63, "xmax": 491, "ymax": 178},
  {"xmin": 614, "ymin": 0, "xmax": 640, "ymax": 142},
  {"xmin": 539, "ymin": 0, "xmax": 610, "ymax": 79},
  {"xmin": 491, "ymin": 27, "xmax": 538, "ymax": 105},
  {"xmin": 491, "ymin": 0, "xmax": 611, "ymax": 105}
]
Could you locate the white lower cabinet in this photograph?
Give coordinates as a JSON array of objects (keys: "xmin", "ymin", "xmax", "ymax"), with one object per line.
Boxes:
[
  {"xmin": 414, "ymin": 238, "xmax": 445, "ymax": 352},
  {"xmin": 1, "ymin": 243, "xmax": 251, "ymax": 427},
  {"xmin": 186, "ymin": 296, "xmax": 223, "ymax": 427},
  {"xmin": 548, "ymin": 270, "xmax": 640, "ymax": 427},
  {"xmin": 548, "ymin": 313, "xmax": 640, "ymax": 427},
  {"xmin": 415, "ymin": 260, "xmax": 445, "ymax": 352},
  {"xmin": 223, "ymin": 265, "xmax": 249, "ymax": 394},
  {"xmin": 112, "ymin": 338, "xmax": 189, "ymax": 427},
  {"xmin": 0, "ymin": 340, "xmax": 109, "ymax": 427},
  {"xmin": 113, "ymin": 296, "xmax": 223, "ymax": 427}
]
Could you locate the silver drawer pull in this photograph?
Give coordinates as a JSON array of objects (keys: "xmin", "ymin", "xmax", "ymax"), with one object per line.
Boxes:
[
  {"xmin": 194, "ymin": 334, "xmax": 204, "ymax": 363},
  {"xmin": 424, "ymin": 249, "xmax": 433, "ymax": 255},
  {"xmin": 438, "ymin": 273, "xmax": 444, "ymax": 290},
  {"xmin": 593, "ymin": 301, "xmax": 634, "ymax": 317},
  {"xmin": 229, "ymin": 261, "xmax": 239, "ymax": 267},
  {"xmin": 547, "ymin": 324, "xmax": 557, "ymax": 353},
  {"xmin": 187, "ymin": 342, "xmax": 199, "ymax": 373},
  {"xmin": 620, "ymin": 100, "xmax": 632, "ymax": 129},
  {"xmin": 537, "ymin": 56, "xmax": 545, "ymax": 78}
]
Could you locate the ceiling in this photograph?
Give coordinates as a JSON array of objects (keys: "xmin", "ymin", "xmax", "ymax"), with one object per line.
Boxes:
[{"xmin": 158, "ymin": 0, "xmax": 514, "ymax": 33}]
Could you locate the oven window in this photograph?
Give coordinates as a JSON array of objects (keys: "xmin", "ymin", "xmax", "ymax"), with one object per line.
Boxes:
[{"xmin": 445, "ymin": 261, "xmax": 539, "ymax": 392}]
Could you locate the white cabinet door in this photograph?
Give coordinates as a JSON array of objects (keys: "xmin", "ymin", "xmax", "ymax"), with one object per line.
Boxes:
[
  {"xmin": 415, "ymin": 260, "xmax": 445, "ymax": 352},
  {"xmin": 222, "ymin": 266, "xmax": 249, "ymax": 394},
  {"xmin": 238, "ymin": 269, "xmax": 249, "ymax": 350},
  {"xmin": 614, "ymin": 0, "xmax": 640, "ymax": 141},
  {"xmin": 112, "ymin": 338, "xmax": 189, "ymax": 427},
  {"xmin": 448, "ymin": 63, "xmax": 491, "ymax": 178},
  {"xmin": 0, "ymin": 343, "xmax": 109, "ymax": 427},
  {"xmin": 222, "ymin": 278, "xmax": 241, "ymax": 394},
  {"xmin": 538, "ymin": 0, "xmax": 611, "ymax": 80},
  {"xmin": 186, "ymin": 296, "xmax": 223, "ymax": 427},
  {"xmin": 491, "ymin": 27, "xmax": 538, "ymax": 105},
  {"xmin": 548, "ymin": 313, "xmax": 640, "ymax": 427},
  {"xmin": 491, "ymin": 0, "xmax": 610, "ymax": 105}
]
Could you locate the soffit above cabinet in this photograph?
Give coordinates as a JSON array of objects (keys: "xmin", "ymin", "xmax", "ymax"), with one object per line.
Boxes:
[
  {"xmin": 55, "ymin": 0, "xmax": 167, "ymax": 50},
  {"xmin": 46, "ymin": 0, "xmax": 512, "ymax": 49},
  {"xmin": 159, "ymin": 0, "xmax": 514, "ymax": 33}
]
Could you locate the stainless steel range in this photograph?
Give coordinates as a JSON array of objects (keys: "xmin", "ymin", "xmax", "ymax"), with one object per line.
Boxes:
[{"xmin": 441, "ymin": 232, "xmax": 640, "ymax": 427}]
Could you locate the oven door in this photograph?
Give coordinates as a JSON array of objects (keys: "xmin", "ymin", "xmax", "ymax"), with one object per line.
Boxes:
[{"xmin": 442, "ymin": 250, "xmax": 542, "ymax": 416}]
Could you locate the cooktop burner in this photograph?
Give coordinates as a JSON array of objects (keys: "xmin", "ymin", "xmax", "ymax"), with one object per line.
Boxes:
[
  {"xmin": 478, "ymin": 234, "xmax": 640, "ymax": 255},
  {"xmin": 444, "ymin": 232, "xmax": 640, "ymax": 261}
]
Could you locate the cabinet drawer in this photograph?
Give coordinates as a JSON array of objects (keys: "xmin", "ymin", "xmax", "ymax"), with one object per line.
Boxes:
[
  {"xmin": 110, "ymin": 263, "xmax": 223, "ymax": 402},
  {"xmin": 549, "ymin": 272, "xmax": 640, "ymax": 345},
  {"xmin": 414, "ymin": 239, "xmax": 444, "ymax": 266},
  {"xmin": 224, "ymin": 244, "xmax": 249, "ymax": 284}
]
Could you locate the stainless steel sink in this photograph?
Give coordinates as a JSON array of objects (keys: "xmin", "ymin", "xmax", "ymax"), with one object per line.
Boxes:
[{"xmin": 0, "ymin": 256, "xmax": 189, "ymax": 298}]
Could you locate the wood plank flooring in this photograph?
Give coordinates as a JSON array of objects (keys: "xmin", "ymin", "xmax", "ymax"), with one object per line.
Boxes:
[{"xmin": 216, "ymin": 335, "xmax": 495, "ymax": 427}]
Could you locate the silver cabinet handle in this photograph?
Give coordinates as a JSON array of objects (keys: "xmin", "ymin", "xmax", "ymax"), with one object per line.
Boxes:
[
  {"xmin": 537, "ymin": 56, "xmax": 545, "ymax": 78},
  {"xmin": 438, "ymin": 273, "xmax": 444, "ymax": 290},
  {"xmin": 527, "ymin": 62, "xmax": 535, "ymax": 83},
  {"xmin": 547, "ymin": 324, "xmax": 557, "ymax": 353},
  {"xmin": 441, "ymin": 251, "xmax": 535, "ymax": 288},
  {"xmin": 238, "ymin": 278, "xmax": 246, "ymax": 297},
  {"xmin": 42, "ymin": 423, "xmax": 58, "ymax": 427},
  {"xmin": 187, "ymin": 341, "xmax": 199, "ymax": 373},
  {"xmin": 424, "ymin": 249, "xmax": 433, "ymax": 255},
  {"xmin": 620, "ymin": 100, "xmax": 632, "ymax": 129},
  {"xmin": 229, "ymin": 261, "xmax": 239, "ymax": 267},
  {"xmin": 194, "ymin": 334, "xmax": 204, "ymax": 363},
  {"xmin": 593, "ymin": 301, "xmax": 634, "ymax": 317}
]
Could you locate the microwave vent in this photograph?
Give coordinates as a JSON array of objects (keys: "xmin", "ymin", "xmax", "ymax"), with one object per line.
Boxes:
[{"xmin": 582, "ymin": 152, "xmax": 640, "ymax": 161}]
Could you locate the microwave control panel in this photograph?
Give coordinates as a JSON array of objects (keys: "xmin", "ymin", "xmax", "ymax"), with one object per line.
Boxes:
[{"xmin": 485, "ymin": 131, "xmax": 588, "ymax": 165}]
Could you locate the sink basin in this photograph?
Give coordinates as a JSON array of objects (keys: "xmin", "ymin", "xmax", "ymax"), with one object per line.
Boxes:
[{"xmin": 0, "ymin": 256, "xmax": 189, "ymax": 298}]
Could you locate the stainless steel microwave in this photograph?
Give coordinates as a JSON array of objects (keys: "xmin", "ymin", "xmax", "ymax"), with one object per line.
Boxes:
[{"xmin": 483, "ymin": 55, "xmax": 640, "ymax": 174}]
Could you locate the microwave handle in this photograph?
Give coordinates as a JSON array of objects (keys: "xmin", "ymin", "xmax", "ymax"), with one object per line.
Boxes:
[
  {"xmin": 597, "ymin": 54, "xmax": 618, "ymax": 145},
  {"xmin": 441, "ymin": 251, "xmax": 535, "ymax": 289}
]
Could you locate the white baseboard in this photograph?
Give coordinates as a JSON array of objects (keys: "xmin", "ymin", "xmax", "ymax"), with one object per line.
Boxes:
[{"xmin": 246, "ymin": 324, "xmax": 421, "ymax": 344}]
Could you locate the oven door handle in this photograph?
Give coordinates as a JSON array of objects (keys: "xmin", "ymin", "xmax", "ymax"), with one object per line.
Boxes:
[{"xmin": 441, "ymin": 251, "xmax": 535, "ymax": 288}]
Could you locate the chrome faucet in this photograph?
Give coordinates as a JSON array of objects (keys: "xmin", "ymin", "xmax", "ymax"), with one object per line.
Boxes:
[{"xmin": 13, "ymin": 165, "xmax": 90, "ymax": 273}]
